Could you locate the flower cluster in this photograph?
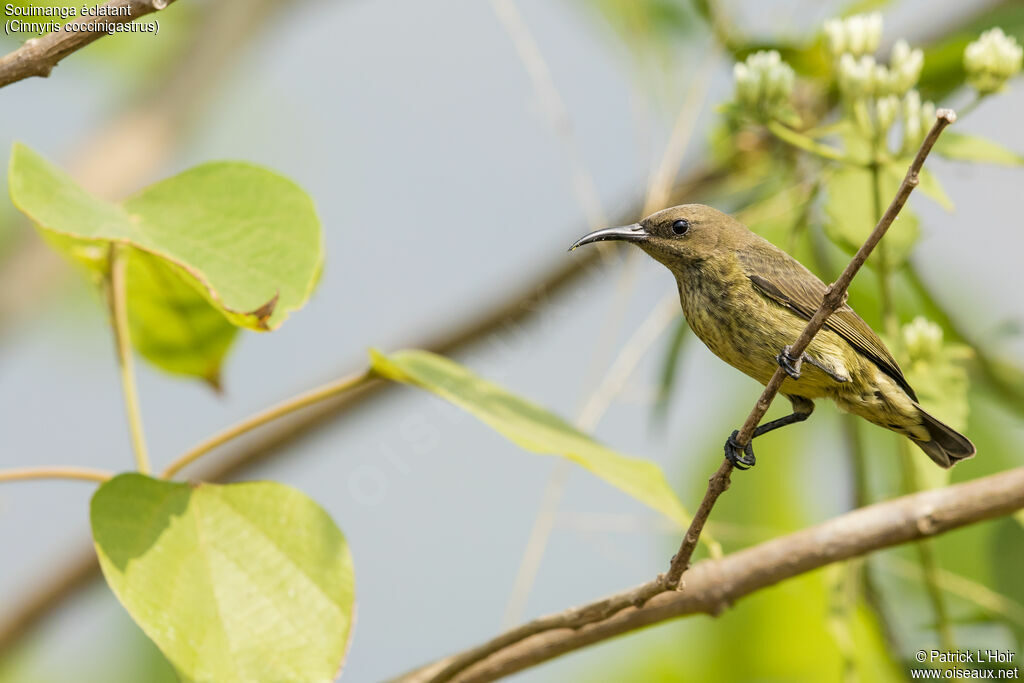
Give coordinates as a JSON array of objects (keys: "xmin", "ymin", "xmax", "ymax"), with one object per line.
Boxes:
[
  {"xmin": 732, "ymin": 50, "xmax": 796, "ymax": 122},
  {"xmin": 830, "ymin": 14, "xmax": 929, "ymax": 145},
  {"xmin": 902, "ymin": 317, "xmax": 945, "ymax": 363},
  {"xmin": 728, "ymin": 12, "xmax": 1020, "ymax": 162},
  {"xmin": 964, "ymin": 28, "xmax": 1023, "ymax": 95}
]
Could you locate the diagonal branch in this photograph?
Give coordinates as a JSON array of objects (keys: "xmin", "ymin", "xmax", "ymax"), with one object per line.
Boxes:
[
  {"xmin": 0, "ymin": 0, "xmax": 178, "ymax": 89},
  {"xmin": 417, "ymin": 109, "xmax": 958, "ymax": 683},
  {"xmin": 399, "ymin": 466, "xmax": 1024, "ymax": 683}
]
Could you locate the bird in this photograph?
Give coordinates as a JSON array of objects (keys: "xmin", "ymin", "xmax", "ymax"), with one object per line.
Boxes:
[{"xmin": 569, "ymin": 204, "xmax": 976, "ymax": 470}]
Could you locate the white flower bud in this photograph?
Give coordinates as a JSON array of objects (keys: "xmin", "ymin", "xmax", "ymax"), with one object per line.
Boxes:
[
  {"xmin": 732, "ymin": 50, "xmax": 796, "ymax": 120},
  {"xmin": 864, "ymin": 13, "xmax": 883, "ymax": 54},
  {"xmin": 903, "ymin": 317, "xmax": 944, "ymax": 362},
  {"xmin": 853, "ymin": 98, "xmax": 874, "ymax": 137},
  {"xmin": 875, "ymin": 94, "xmax": 899, "ymax": 133},
  {"xmin": 824, "ymin": 19, "xmax": 845, "ymax": 57},
  {"xmin": 920, "ymin": 100, "xmax": 936, "ymax": 137},
  {"xmin": 823, "ymin": 13, "xmax": 883, "ymax": 58},
  {"xmin": 873, "ymin": 63, "xmax": 893, "ymax": 94},
  {"xmin": 887, "ymin": 39, "xmax": 923, "ymax": 94},
  {"xmin": 900, "ymin": 90, "xmax": 937, "ymax": 154},
  {"xmin": 838, "ymin": 54, "xmax": 877, "ymax": 98},
  {"xmin": 964, "ymin": 27, "xmax": 1023, "ymax": 94}
]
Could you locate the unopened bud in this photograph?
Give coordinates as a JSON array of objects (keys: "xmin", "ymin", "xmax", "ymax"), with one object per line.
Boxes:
[
  {"xmin": 964, "ymin": 27, "xmax": 1023, "ymax": 94},
  {"xmin": 903, "ymin": 317, "xmax": 944, "ymax": 362},
  {"xmin": 732, "ymin": 50, "xmax": 796, "ymax": 121},
  {"xmin": 824, "ymin": 13, "xmax": 882, "ymax": 58}
]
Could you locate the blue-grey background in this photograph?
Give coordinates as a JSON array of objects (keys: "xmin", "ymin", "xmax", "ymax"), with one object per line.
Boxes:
[{"xmin": 1, "ymin": 0, "xmax": 1022, "ymax": 680}]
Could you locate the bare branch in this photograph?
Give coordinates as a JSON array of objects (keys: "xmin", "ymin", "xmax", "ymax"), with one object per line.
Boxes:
[
  {"xmin": 399, "ymin": 466, "xmax": 1024, "ymax": 683},
  {"xmin": 0, "ymin": 0, "xmax": 178, "ymax": 90}
]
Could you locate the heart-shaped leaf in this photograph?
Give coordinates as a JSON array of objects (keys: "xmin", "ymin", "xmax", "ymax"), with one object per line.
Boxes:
[
  {"xmin": 91, "ymin": 474, "xmax": 354, "ymax": 683},
  {"xmin": 9, "ymin": 143, "xmax": 322, "ymax": 331},
  {"xmin": 370, "ymin": 349, "xmax": 690, "ymax": 526}
]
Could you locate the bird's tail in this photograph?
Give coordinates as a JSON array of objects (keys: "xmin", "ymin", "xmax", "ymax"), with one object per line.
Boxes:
[{"xmin": 909, "ymin": 404, "xmax": 976, "ymax": 469}]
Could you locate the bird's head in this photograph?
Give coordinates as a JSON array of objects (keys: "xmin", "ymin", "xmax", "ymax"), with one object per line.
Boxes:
[{"xmin": 569, "ymin": 204, "xmax": 748, "ymax": 270}]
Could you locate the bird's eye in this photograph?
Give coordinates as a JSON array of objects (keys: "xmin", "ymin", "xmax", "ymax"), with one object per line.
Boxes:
[{"xmin": 671, "ymin": 219, "xmax": 690, "ymax": 235}]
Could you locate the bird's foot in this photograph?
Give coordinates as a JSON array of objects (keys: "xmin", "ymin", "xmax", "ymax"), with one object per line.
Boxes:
[
  {"xmin": 776, "ymin": 346, "xmax": 803, "ymax": 380},
  {"xmin": 724, "ymin": 430, "xmax": 756, "ymax": 470}
]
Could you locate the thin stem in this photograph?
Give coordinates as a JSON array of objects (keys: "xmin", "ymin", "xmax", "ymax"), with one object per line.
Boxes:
[
  {"xmin": 824, "ymin": 562, "xmax": 859, "ymax": 683},
  {"xmin": 842, "ymin": 415, "xmax": 906, "ymax": 658},
  {"xmin": 107, "ymin": 244, "xmax": 150, "ymax": 474},
  {"xmin": 0, "ymin": 467, "xmax": 113, "ymax": 484},
  {"xmin": 899, "ymin": 442, "xmax": 957, "ymax": 652},
  {"xmin": 870, "ymin": 159, "xmax": 898, "ymax": 340},
  {"xmin": 956, "ymin": 93, "xmax": 988, "ymax": 119},
  {"xmin": 766, "ymin": 120, "xmax": 864, "ymax": 166},
  {"xmin": 161, "ymin": 370, "xmax": 375, "ymax": 479}
]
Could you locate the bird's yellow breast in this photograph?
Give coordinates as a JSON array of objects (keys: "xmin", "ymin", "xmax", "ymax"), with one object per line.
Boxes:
[{"xmin": 675, "ymin": 257, "xmax": 860, "ymax": 400}]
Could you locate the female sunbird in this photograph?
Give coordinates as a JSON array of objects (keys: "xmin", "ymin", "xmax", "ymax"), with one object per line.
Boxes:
[{"xmin": 570, "ymin": 204, "xmax": 975, "ymax": 470}]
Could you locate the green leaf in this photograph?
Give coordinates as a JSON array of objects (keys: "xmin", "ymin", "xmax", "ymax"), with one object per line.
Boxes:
[
  {"xmin": 8, "ymin": 143, "xmax": 322, "ymax": 331},
  {"xmin": 370, "ymin": 349, "xmax": 690, "ymax": 526},
  {"xmin": 824, "ymin": 167, "xmax": 920, "ymax": 267},
  {"xmin": 125, "ymin": 249, "xmax": 238, "ymax": 387},
  {"xmin": 934, "ymin": 132, "xmax": 1024, "ymax": 166},
  {"xmin": 911, "ymin": 167, "xmax": 955, "ymax": 212},
  {"xmin": 91, "ymin": 474, "xmax": 354, "ymax": 683}
]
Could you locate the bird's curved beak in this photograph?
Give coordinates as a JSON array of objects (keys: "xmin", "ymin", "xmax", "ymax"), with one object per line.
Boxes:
[{"xmin": 568, "ymin": 223, "xmax": 647, "ymax": 251}]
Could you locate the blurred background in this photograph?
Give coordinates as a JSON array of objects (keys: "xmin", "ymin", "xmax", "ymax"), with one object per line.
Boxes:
[{"xmin": 1, "ymin": 0, "xmax": 1022, "ymax": 680}]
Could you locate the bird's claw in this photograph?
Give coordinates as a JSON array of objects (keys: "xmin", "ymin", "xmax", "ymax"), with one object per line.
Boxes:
[
  {"xmin": 724, "ymin": 430, "xmax": 756, "ymax": 470},
  {"xmin": 776, "ymin": 345, "xmax": 802, "ymax": 380}
]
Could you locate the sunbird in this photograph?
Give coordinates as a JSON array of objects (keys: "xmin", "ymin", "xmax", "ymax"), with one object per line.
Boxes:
[{"xmin": 570, "ymin": 204, "xmax": 976, "ymax": 470}]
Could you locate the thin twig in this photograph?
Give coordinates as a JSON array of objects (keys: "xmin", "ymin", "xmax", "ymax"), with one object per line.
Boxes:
[
  {"xmin": 0, "ymin": 0, "xmax": 179, "ymax": 89},
  {"xmin": 398, "ymin": 466, "xmax": 1024, "ymax": 683},
  {"xmin": 161, "ymin": 370, "xmax": 375, "ymax": 479},
  {"xmin": 106, "ymin": 244, "xmax": 150, "ymax": 474},
  {"xmin": 489, "ymin": 0, "xmax": 605, "ymax": 230},
  {"xmin": 661, "ymin": 109, "xmax": 957, "ymax": 590},
  {"xmin": 0, "ymin": 467, "xmax": 113, "ymax": 484},
  {"xmin": 641, "ymin": 47, "xmax": 716, "ymax": 216}
]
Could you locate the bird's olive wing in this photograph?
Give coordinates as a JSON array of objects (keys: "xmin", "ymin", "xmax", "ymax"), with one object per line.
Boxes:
[{"xmin": 739, "ymin": 249, "xmax": 917, "ymax": 400}]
